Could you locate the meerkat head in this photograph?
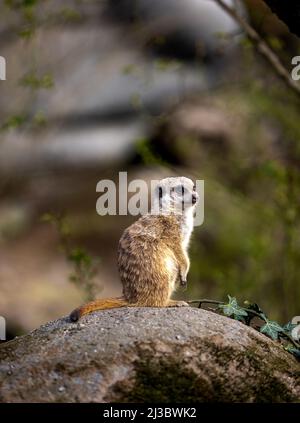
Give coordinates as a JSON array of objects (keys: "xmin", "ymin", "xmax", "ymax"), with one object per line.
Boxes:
[{"xmin": 153, "ymin": 176, "xmax": 199, "ymax": 215}]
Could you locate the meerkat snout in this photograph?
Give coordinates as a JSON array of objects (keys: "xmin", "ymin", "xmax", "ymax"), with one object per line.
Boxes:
[{"xmin": 192, "ymin": 190, "xmax": 199, "ymax": 205}]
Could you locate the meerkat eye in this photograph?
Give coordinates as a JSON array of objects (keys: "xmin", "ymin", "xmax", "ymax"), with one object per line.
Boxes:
[{"xmin": 174, "ymin": 185, "xmax": 184, "ymax": 195}]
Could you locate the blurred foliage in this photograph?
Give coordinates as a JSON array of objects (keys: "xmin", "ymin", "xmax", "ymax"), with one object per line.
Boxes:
[
  {"xmin": 19, "ymin": 72, "xmax": 54, "ymax": 90},
  {"xmin": 5, "ymin": 0, "xmax": 38, "ymax": 7},
  {"xmin": 1, "ymin": 114, "xmax": 27, "ymax": 131},
  {"xmin": 1, "ymin": 0, "xmax": 82, "ymax": 131},
  {"xmin": 41, "ymin": 213, "xmax": 101, "ymax": 302},
  {"xmin": 135, "ymin": 138, "xmax": 166, "ymax": 166},
  {"xmin": 5, "ymin": 0, "xmax": 39, "ymax": 39},
  {"xmin": 1, "ymin": 110, "xmax": 47, "ymax": 131},
  {"xmin": 154, "ymin": 58, "xmax": 182, "ymax": 72}
]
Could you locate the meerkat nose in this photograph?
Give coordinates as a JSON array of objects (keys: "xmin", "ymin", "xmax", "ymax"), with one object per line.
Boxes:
[{"xmin": 192, "ymin": 192, "xmax": 199, "ymax": 204}]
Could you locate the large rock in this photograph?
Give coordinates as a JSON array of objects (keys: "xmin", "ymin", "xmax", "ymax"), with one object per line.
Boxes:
[{"xmin": 0, "ymin": 307, "xmax": 299, "ymax": 402}]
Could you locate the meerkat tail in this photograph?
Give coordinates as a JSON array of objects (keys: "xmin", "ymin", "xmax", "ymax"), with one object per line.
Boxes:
[{"xmin": 69, "ymin": 297, "xmax": 128, "ymax": 322}]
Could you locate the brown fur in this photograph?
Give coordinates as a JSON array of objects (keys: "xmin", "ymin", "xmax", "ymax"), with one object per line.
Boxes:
[{"xmin": 118, "ymin": 214, "xmax": 188, "ymax": 306}]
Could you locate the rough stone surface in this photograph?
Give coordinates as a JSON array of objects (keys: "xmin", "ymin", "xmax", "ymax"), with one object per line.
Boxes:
[{"xmin": 0, "ymin": 307, "xmax": 299, "ymax": 403}]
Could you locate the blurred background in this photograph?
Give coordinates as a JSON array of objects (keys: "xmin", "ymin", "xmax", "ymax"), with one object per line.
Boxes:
[{"xmin": 1, "ymin": 0, "xmax": 300, "ymax": 339}]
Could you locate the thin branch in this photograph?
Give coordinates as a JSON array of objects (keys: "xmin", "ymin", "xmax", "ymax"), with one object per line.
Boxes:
[
  {"xmin": 214, "ymin": 0, "xmax": 300, "ymax": 98},
  {"xmin": 187, "ymin": 299, "xmax": 224, "ymax": 308}
]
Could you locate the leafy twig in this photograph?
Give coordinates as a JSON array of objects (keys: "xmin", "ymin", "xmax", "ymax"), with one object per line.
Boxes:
[
  {"xmin": 214, "ymin": 0, "xmax": 300, "ymax": 99},
  {"xmin": 188, "ymin": 299, "xmax": 223, "ymax": 308},
  {"xmin": 189, "ymin": 295, "xmax": 300, "ymax": 359}
]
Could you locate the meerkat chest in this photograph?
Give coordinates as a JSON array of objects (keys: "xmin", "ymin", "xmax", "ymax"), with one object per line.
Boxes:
[{"xmin": 181, "ymin": 210, "xmax": 194, "ymax": 251}]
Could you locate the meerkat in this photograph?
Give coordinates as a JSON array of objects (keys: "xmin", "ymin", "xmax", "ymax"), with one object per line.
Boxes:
[{"xmin": 70, "ymin": 176, "xmax": 199, "ymax": 321}]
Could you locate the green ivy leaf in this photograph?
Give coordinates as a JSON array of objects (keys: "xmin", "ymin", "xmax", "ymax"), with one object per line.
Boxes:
[
  {"xmin": 283, "ymin": 321, "xmax": 297, "ymax": 334},
  {"xmin": 219, "ymin": 295, "xmax": 248, "ymax": 321},
  {"xmin": 260, "ymin": 320, "xmax": 284, "ymax": 340}
]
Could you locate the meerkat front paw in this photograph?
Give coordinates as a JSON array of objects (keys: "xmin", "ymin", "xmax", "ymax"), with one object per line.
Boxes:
[
  {"xmin": 180, "ymin": 278, "xmax": 187, "ymax": 290},
  {"xmin": 175, "ymin": 300, "xmax": 189, "ymax": 307},
  {"xmin": 167, "ymin": 300, "xmax": 190, "ymax": 307},
  {"xmin": 179, "ymin": 272, "xmax": 188, "ymax": 289}
]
